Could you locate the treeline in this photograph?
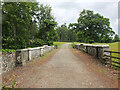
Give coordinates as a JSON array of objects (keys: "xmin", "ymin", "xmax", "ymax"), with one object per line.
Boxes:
[
  {"xmin": 2, "ymin": 2, "xmax": 57, "ymax": 49},
  {"xmin": 2, "ymin": 2, "xmax": 120, "ymax": 50},
  {"xmin": 56, "ymin": 23, "xmax": 76, "ymax": 42},
  {"xmin": 56, "ymin": 9, "xmax": 120, "ymax": 43}
]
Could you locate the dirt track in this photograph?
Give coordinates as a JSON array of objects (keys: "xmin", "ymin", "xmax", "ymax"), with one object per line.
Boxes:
[{"xmin": 2, "ymin": 44, "xmax": 118, "ymax": 88}]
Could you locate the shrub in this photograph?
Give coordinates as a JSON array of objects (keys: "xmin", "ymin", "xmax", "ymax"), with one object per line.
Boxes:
[
  {"xmin": 89, "ymin": 40, "xmax": 94, "ymax": 44},
  {"xmin": 47, "ymin": 41, "xmax": 53, "ymax": 46},
  {"xmin": 30, "ymin": 39, "xmax": 45, "ymax": 47},
  {"xmin": 2, "ymin": 49, "xmax": 16, "ymax": 53}
]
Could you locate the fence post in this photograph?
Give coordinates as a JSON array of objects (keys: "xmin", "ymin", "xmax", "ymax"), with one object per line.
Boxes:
[{"xmin": 110, "ymin": 51, "xmax": 112, "ymax": 67}]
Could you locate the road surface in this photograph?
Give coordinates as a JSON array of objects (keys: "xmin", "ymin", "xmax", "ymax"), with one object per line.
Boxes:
[{"xmin": 3, "ymin": 44, "xmax": 118, "ymax": 88}]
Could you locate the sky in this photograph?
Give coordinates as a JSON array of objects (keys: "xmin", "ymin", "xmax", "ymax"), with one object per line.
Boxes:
[{"xmin": 37, "ymin": 0, "xmax": 119, "ymax": 34}]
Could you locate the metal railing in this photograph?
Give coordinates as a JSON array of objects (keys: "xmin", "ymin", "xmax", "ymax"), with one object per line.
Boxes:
[{"xmin": 104, "ymin": 50, "xmax": 120, "ymax": 69}]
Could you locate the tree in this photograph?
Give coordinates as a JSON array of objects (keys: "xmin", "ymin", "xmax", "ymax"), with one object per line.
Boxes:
[
  {"xmin": 113, "ymin": 34, "xmax": 120, "ymax": 42},
  {"xmin": 37, "ymin": 4, "xmax": 57, "ymax": 45},
  {"xmin": 56, "ymin": 23, "xmax": 69, "ymax": 42},
  {"xmin": 68, "ymin": 23, "xmax": 77, "ymax": 42},
  {"xmin": 2, "ymin": 2, "xmax": 40, "ymax": 49},
  {"xmin": 2, "ymin": 2, "xmax": 57, "ymax": 49},
  {"xmin": 76, "ymin": 9, "xmax": 115, "ymax": 43}
]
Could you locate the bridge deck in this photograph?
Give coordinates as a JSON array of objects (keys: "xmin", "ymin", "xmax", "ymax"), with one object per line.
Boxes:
[{"xmin": 2, "ymin": 44, "xmax": 118, "ymax": 88}]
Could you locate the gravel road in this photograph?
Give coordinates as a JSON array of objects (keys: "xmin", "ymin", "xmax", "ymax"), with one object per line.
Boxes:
[{"xmin": 3, "ymin": 44, "xmax": 118, "ymax": 88}]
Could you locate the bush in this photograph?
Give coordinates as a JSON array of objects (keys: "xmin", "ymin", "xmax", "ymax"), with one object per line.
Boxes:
[
  {"xmin": 2, "ymin": 49, "xmax": 16, "ymax": 53},
  {"xmin": 89, "ymin": 40, "xmax": 94, "ymax": 44},
  {"xmin": 30, "ymin": 39, "xmax": 45, "ymax": 47},
  {"xmin": 47, "ymin": 41, "xmax": 53, "ymax": 46}
]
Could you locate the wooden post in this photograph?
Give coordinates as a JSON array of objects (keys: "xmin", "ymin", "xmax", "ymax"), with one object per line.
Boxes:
[{"xmin": 110, "ymin": 51, "xmax": 112, "ymax": 67}]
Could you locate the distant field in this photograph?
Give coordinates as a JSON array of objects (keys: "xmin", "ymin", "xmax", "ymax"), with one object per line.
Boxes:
[
  {"xmin": 93, "ymin": 42, "xmax": 120, "ymax": 52},
  {"xmin": 53, "ymin": 42, "xmax": 67, "ymax": 48},
  {"xmin": 93, "ymin": 42, "xmax": 120, "ymax": 69}
]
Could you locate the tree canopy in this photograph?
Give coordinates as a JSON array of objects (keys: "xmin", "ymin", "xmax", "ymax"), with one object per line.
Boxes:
[
  {"xmin": 56, "ymin": 9, "xmax": 117, "ymax": 43},
  {"xmin": 2, "ymin": 2, "xmax": 57, "ymax": 49}
]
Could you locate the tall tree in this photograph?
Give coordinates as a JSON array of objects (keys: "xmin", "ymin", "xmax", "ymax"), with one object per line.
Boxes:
[
  {"xmin": 76, "ymin": 9, "xmax": 115, "ymax": 43},
  {"xmin": 113, "ymin": 34, "xmax": 120, "ymax": 42},
  {"xmin": 2, "ymin": 2, "xmax": 39, "ymax": 49},
  {"xmin": 37, "ymin": 4, "xmax": 57, "ymax": 45},
  {"xmin": 56, "ymin": 23, "xmax": 69, "ymax": 42}
]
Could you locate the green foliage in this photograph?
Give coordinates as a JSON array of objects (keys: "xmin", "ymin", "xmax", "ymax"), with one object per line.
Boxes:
[
  {"xmin": 67, "ymin": 9, "xmax": 115, "ymax": 43},
  {"xmin": 2, "ymin": 2, "xmax": 57, "ymax": 49},
  {"xmin": 29, "ymin": 39, "xmax": 45, "ymax": 47},
  {"xmin": 37, "ymin": 4, "xmax": 57, "ymax": 43},
  {"xmin": 56, "ymin": 23, "xmax": 76, "ymax": 42},
  {"xmin": 1, "ymin": 80, "xmax": 17, "ymax": 89},
  {"xmin": 2, "ymin": 3, "xmax": 117, "ymax": 49},
  {"xmin": 2, "ymin": 49, "xmax": 16, "ymax": 53},
  {"xmin": 113, "ymin": 34, "xmax": 120, "ymax": 42},
  {"xmin": 56, "ymin": 23, "xmax": 68, "ymax": 42},
  {"xmin": 89, "ymin": 40, "xmax": 94, "ymax": 44},
  {"xmin": 47, "ymin": 40, "xmax": 53, "ymax": 46}
]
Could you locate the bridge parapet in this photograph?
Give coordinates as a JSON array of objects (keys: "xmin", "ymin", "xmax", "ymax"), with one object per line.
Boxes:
[
  {"xmin": 73, "ymin": 44, "xmax": 109, "ymax": 59},
  {"xmin": 2, "ymin": 45, "xmax": 55, "ymax": 73}
]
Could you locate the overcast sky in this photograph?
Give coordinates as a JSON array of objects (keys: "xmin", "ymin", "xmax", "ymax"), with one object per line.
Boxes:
[{"xmin": 36, "ymin": 0, "xmax": 119, "ymax": 34}]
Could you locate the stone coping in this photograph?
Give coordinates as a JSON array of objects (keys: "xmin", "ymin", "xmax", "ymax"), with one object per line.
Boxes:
[
  {"xmin": 83, "ymin": 44, "xmax": 109, "ymax": 48},
  {"xmin": 40, "ymin": 47, "xmax": 44, "ymax": 49},
  {"xmin": 75, "ymin": 44, "xmax": 80, "ymax": 46},
  {"xmin": 75, "ymin": 44, "xmax": 109, "ymax": 48},
  {"xmin": 16, "ymin": 45, "xmax": 54, "ymax": 51},
  {"xmin": 16, "ymin": 49, "xmax": 28, "ymax": 52},
  {"xmin": 28, "ymin": 47, "xmax": 41, "ymax": 50}
]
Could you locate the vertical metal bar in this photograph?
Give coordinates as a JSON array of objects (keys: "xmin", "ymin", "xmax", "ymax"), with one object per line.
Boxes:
[
  {"xmin": 110, "ymin": 51, "xmax": 112, "ymax": 67},
  {"xmin": 96, "ymin": 47, "xmax": 98, "ymax": 58}
]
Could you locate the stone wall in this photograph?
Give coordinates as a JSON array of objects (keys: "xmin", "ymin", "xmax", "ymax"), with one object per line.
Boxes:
[
  {"xmin": 2, "ymin": 45, "xmax": 55, "ymax": 72},
  {"xmin": 16, "ymin": 49, "xmax": 29, "ymax": 66},
  {"xmin": 73, "ymin": 44, "xmax": 109, "ymax": 59},
  {"xmin": 2, "ymin": 52, "xmax": 16, "ymax": 72},
  {"xmin": 16, "ymin": 45, "xmax": 55, "ymax": 67},
  {"xmin": 28, "ymin": 47, "xmax": 41, "ymax": 61}
]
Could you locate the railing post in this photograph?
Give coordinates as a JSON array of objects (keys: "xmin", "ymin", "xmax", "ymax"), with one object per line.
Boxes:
[{"xmin": 110, "ymin": 51, "xmax": 112, "ymax": 67}]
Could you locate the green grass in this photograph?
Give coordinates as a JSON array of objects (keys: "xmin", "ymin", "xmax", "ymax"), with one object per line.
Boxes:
[
  {"xmin": 91, "ymin": 42, "xmax": 119, "ymax": 52},
  {"xmin": 92, "ymin": 42, "xmax": 120, "ymax": 59}
]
